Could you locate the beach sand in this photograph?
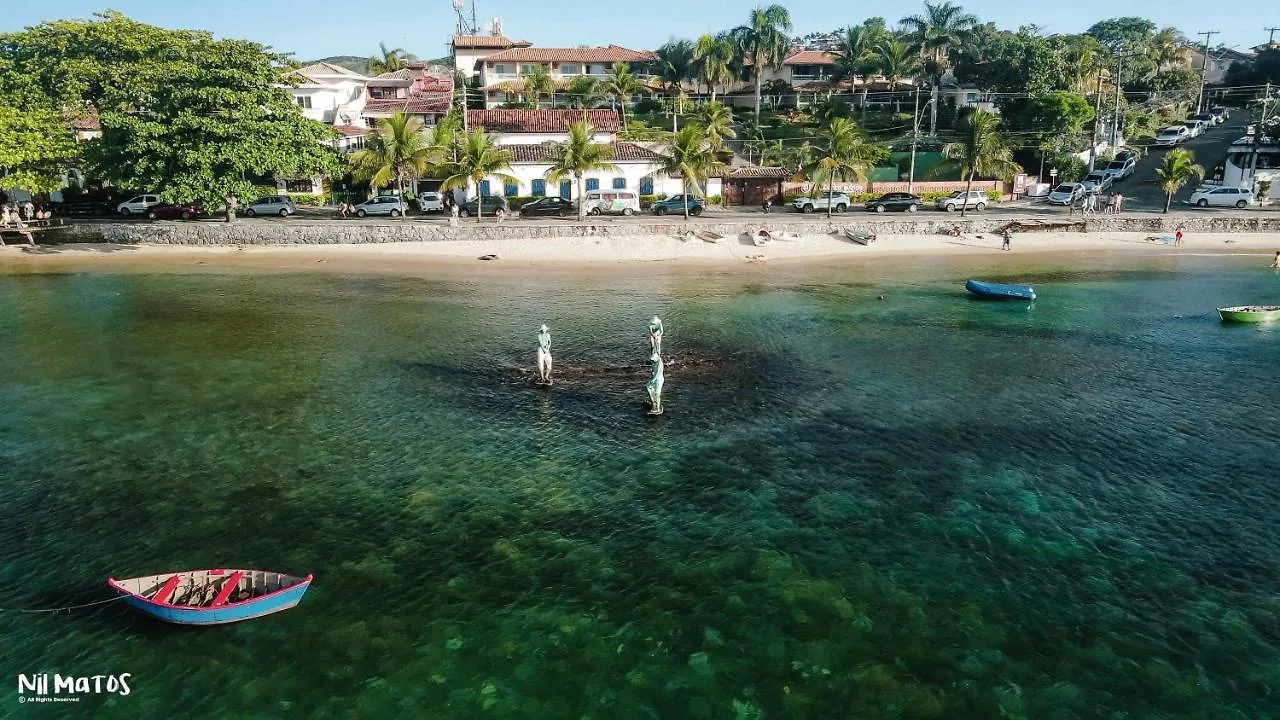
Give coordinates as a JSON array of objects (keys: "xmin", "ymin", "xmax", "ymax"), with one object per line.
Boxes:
[{"xmin": 2, "ymin": 231, "xmax": 1277, "ymax": 274}]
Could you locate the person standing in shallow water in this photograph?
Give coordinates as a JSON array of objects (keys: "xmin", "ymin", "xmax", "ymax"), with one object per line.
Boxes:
[{"xmin": 1272, "ymin": 250, "xmax": 1279, "ymax": 268}]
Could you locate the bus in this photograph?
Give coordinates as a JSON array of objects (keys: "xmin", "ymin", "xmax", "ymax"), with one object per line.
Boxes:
[{"xmin": 1222, "ymin": 137, "xmax": 1279, "ymax": 199}]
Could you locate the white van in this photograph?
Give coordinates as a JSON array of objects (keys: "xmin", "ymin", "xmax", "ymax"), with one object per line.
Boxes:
[{"xmin": 582, "ymin": 190, "xmax": 639, "ymax": 216}]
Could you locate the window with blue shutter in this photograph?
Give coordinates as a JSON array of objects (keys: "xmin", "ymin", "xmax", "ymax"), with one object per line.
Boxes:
[
  {"xmin": 479, "ymin": 180, "xmax": 491, "ymax": 196},
  {"xmin": 585, "ymin": 178, "xmax": 599, "ymax": 191},
  {"xmin": 640, "ymin": 177, "xmax": 653, "ymax": 195},
  {"xmin": 532, "ymin": 179, "xmax": 546, "ymax": 196},
  {"xmin": 504, "ymin": 183, "xmax": 518, "ymax": 197},
  {"xmin": 560, "ymin": 180, "xmax": 572, "ymax": 198},
  {"xmin": 612, "ymin": 178, "xmax": 626, "ymax": 189}
]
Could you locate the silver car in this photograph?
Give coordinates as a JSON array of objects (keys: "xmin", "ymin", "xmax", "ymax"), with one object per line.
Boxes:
[
  {"xmin": 243, "ymin": 195, "xmax": 297, "ymax": 217},
  {"xmin": 935, "ymin": 190, "xmax": 988, "ymax": 212},
  {"xmin": 353, "ymin": 196, "xmax": 408, "ymax": 217}
]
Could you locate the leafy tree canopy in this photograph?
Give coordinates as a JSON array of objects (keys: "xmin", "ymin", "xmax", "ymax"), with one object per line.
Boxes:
[{"xmin": 0, "ymin": 106, "xmax": 79, "ymax": 194}]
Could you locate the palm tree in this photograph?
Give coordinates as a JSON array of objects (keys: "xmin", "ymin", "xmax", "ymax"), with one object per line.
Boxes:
[
  {"xmin": 655, "ymin": 39, "xmax": 695, "ymax": 123},
  {"xmin": 545, "ymin": 119, "xmax": 617, "ymax": 222},
  {"xmin": 807, "ymin": 118, "xmax": 878, "ymax": 218},
  {"xmin": 939, "ymin": 109, "xmax": 1020, "ymax": 217},
  {"xmin": 1151, "ymin": 27, "xmax": 1187, "ymax": 72},
  {"xmin": 349, "ymin": 111, "xmax": 444, "ymax": 216},
  {"xmin": 564, "ymin": 76, "xmax": 605, "ymax": 109},
  {"xmin": 439, "ymin": 129, "xmax": 517, "ymax": 223},
  {"xmin": 696, "ymin": 101, "xmax": 737, "ymax": 151},
  {"xmin": 522, "ymin": 65, "xmax": 554, "ymax": 107},
  {"xmin": 732, "ymin": 5, "xmax": 793, "ymax": 126},
  {"xmin": 875, "ymin": 40, "xmax": 921, "ymax": 113},
  {"xmin": 900, "ymin": 2, "xmax": 977, "ymax": 134},
  {"xmin": 1155, "ymin": 148, "xmax": 1204, "ymax": 213},
  {"xmin": 832, "ymin": 25, "xmax": 886, "ymax": 111},
  {"xmin": 605, "ymin": 62, "xmax": 647, "ymax": 132},
  {"xmin": 694, "ymin": 33, "xmax": 736, "ymax": 102},
  {"xmin": 370, "ymin": 42, "xmax": 416, "ymax": 75},
  {"xmin": 810, "ymin": 93, "xmax": 852, "ymax": 126},
  {"xmin": 655, "ymin": 126, "xmax": 726, "ymax": 219}
]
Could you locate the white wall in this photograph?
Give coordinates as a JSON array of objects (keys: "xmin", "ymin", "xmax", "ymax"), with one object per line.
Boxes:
[
  {"xmin": 288, "ymin": 79, "xmax": 367, "ymax": 125},
  {"xmin": 472, "ymin": 162, "xmax": 699, "ymax": 198},
  {"xmin": 491, "ymin": 131, "xmax": 614, "ymax": 146}
]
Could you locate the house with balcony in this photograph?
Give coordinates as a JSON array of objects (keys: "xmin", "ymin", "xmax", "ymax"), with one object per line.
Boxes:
[
  {"xmin": 452, "ymin": 33, "xmax": 532, "ymax": 78},
  {"xmin": 285, "ymin": 62, "xmax": 370, "ymax": 126},
  {"xmin": 361, "ymin": 64, "xmax": 454, "ymax": 128},
  {"xmin": 477, "ymin": 45, "xmax": 655, "ymax": 107}
]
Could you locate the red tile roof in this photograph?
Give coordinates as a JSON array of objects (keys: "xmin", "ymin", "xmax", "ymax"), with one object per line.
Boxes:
[
  {"xmin": 784, "ymin": 50, "xmax": 841, "ymax": 66},
  {"xmin": 480, "ymin": 78, "xmax": 577, "ymax": 92},
  {"xmin": 363, "ymin": 97, "xmax": 451, "ymax": 115},
  {"xmin": 467, "ymin": 109, "xmax": 621, "ymax": 133},
  {"xmin": 503, "ymin": 142, "xmax": 659, "ymax": 163},
  {"xmin": 453, "ymin": 34, "xmax": 531, "ymax": 49},
  {"xmin": 68, "ymin": 114, "xmax": 101, "ymax": 131},
  {"xmin": 332, "ymin": 125, "xmax": 370, "ymax": 137},
  {"xmin": 727, "ymin": 166, "xmax": 790, "ymax": 179},
  {"xmin": 483, "ymin": 45, "xmax": 655, "ymax": 64}
]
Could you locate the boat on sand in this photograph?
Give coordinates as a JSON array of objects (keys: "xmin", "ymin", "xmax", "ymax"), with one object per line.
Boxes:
[
  {"xmin": 843, "ymin": 228, "xmax": 877, "ymax": 245},
  {"xmin": 965, "ymin": 279, "xmax": 1036, "ymax": 301},
  {"xmin": 1217, "ymin": 305, "xmax": 1280, "ymax": 323},
  {"xmin": 695, "ymin": 230, "xmax": 724, "ymax": 243},
  {"xmin": 746, "ymin": 229, "xmax": 771, "ymax": 246},
  {"xmin": 108, "ymin": 568, "xmax": 312, "ymax": 625}
]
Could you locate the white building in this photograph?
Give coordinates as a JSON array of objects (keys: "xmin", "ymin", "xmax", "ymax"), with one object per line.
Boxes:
[
  {"xmin": 467, "ymin": 109, "xmax": 620, "ymax": 145},
  {"xmin": 476, "ymin": 45, "xmax": 654, "ymax": 108},
  {"xmin": 452, "ymin": 34, "xmax": 531, "ymax": 78},
  {"xmin": 285, "ymin": 62, "xmax": 370, "ymax": 126},
  {"xmin": 361, "ymin": 65, "xmax": 453, "ymax": 128}
]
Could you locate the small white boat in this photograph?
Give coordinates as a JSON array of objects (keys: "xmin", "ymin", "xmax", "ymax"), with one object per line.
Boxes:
[
  {"xmin": 750, "ymin": 229, "xmax": 772, "ymax": 247},
  {"xmin": 844, "ymin": 228, "xmax": 877, "ymax": 245},
  {"xmin": 696, "ymin": 230, "xmax": 724, "ymax": 243}
]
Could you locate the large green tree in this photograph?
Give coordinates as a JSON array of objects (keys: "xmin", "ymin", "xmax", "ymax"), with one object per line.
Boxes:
[
  {"xmin": 732, "ymin": 5, "xmax": 793, "ymax": 126},
  {"xmin": 0, "ymin": 106, "xmax": 78, "ymax": 194},
  {"xmin": 2, "ymin": 12, "xmax": 341, "ymax": 219},
  {"xmin": 1155, "ymin": 148, "xmax": 1204, "ymax": 213}
]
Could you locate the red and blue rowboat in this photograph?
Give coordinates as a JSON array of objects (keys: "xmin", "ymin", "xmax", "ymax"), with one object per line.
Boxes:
[{"xmin": 107, "ymin": 569, "xmax": 312, "ymax": 625}]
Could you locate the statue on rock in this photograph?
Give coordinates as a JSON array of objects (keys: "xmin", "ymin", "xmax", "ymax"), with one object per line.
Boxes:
[
  {"xmin": 646, "ymin": 352, "xmax": 664, "ymax": 415},
  {"xmin": 648, "ymin": 316, "xmax": 663, "ymax": 356},
  {"xmin": 536, "ymin": 324, "xmax": 553, "ymax": 386}
]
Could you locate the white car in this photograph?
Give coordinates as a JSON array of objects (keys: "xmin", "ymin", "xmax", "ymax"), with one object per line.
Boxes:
[
  {"xmin": 352, "ymin": 196, "xmax": 408, "ymax": 217},
  {"xmin": 1047, "ymin": 183, "xmax": 1084, "ymax": 206},
  {"xmin": 793, "ymin": 191, "xmax": 851, "ymax": 213},
  {"xmin": 416, "ymin": 192, "xmax": 444, "ymax": 213},
  {"xmin": 117, "ymin": 194, "xmax": 162, "ymax": 216},
  {"xmin": 1181, "ymin": 120, "xmax": 1205, "ymax": 138},
  {"xmin": 935, "ymin": 190, "xmax": 988, "ymax": 212},
  {"xmin": 1080, "ymin": 171, "xmax": 1113, "ymax": 194},
  {"xmin": 1154, "ymin": 126, "xmax": 1189, "ymax": 147},
  {"xmin": 1189, "ymin": 186, "xmax": 1254, "ymax": 208},
  {"xmin": 1102, "ymin": 157, "xmax": 1136, "ymax": 182}
]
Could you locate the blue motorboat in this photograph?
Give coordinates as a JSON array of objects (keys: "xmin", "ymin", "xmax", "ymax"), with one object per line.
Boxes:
[{"xmin": 965, "ymin": 279, "xmax": 1036, "ymax": 301}]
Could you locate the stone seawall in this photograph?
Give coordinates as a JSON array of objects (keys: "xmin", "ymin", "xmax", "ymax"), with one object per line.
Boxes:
[{"xmin": 59, "ymin": 215, "xmax": 1280, "ymax": 246}]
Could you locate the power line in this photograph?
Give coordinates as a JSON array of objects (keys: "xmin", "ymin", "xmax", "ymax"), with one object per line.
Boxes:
[{"xmin": 1196, "ymin": 30, "xmax": 1220, "ymax": 113}]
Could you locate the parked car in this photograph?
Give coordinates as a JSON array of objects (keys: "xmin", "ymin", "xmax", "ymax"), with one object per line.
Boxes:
[
  {"xmin": 416, "ymin": 192, "xmax": 444, "ymax": 213},
  {"xmin": 1114, "ymin": 148, "xmax": 1139, "ymax": 163},
  {"xmin": 1080, "ymin": 172, "xmax": 1113, "ymax": 194},
  {"xmin": 243, "ymin": 195, "xmax": 297, "ymax": 217},
  {"xmin": 146, "ymin": 203, "xmax": 201, "ymax": 220},
  {"xmin": 1189, "ymin": 186, "xmax": 1254, "ymax": 208},
  {"xmin": 354, "ymin": 196, "xmax": 409, "ymax": 217},
  {"xmin": 458, "ymin": 196, "xmax": 508, "ymax": 217},
  {"xmin": 1102, "ymin": 157, "xmax": 1137, "ymax": 182},
  {"xmin": 1192, "ymin": 112, "xmax": 1218, "ymax": 127},
  {"xmin": 1181, "ymin": 120, "xmax": 1205, "ymax": 138},
  {"xmin": 1047, "ymin": 183, "xmax": 1085, "ymax": 206},
  {"xmin": 793, "ymin": 191, "xmax": 850, "ymax": 213},
  {"xmin": 864, "ymin": 192, "xmax": 923, "ymax": 213},
  {"xmin": 935, "ymin": 190, "xmax": 988, "ymax": 212},
  {"xmin": 117, "ymin": 193, "xmax": 162, "ymax": 216},
  {"xmin": 1210, "ymin": 106, "xmax": 1229, "ymax": 122},
  {"xmin": 582, "ymin": 189, "xmax": 640, "ymax": 216},
  {"xmin": 1154, "ymin": 126, "xmax": 1189, "ymax": 146},
  {"xmin": 650, "ymin": 194, "xmax": 704, "ymax": 216},
  {"xmin": 519, "ymin": 196, "xmax": 576, "ymax": 217}
]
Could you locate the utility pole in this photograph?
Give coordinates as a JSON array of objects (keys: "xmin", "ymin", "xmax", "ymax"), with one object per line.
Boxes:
[
  {"xmin": 1087, "ymin": 67, "xmax": 1106, "ymax": 173},
  {"xmin": 908, "ymin": 87, "xmax": 921, "ymax": 193},
  {"xmin": 1110, "ymin": 55, "xmax": 1124, "ymax": 151},
  {"xmin": 1248, "ymin": 81, "xmax": 1273, "ymax": 191},
  {"xmin": 1196, "ymin": 30, "xmax": 1219, "ymax": 114},
  {"xmin": 1266, "ymin": 27, "xmax": 1280, "ymax": 47}
]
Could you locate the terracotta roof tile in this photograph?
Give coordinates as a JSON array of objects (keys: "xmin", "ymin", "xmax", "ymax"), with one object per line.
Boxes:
[
  {"xmin": 363, "ymin": 97, "xmax": 451, "ymax": 115},
  {"xmin": 480, "ymin": 78, "xmax": 577, "ymax": 92},
  {"xmin": 293, "ymin": 62, "xmax": 369, "ymax": 80},
  {"xmin": 467, "ymin": 109, "xmax": 621, "ymax": 133},
  {"xmin": 483, "ymin": 45, "xmax": 655, "ymax": 64},
  {"xmin": 504, "ymin": 142, "xmax": 659, "ymax": 163},
  {"xmin": 453, "ymin": 34, "xmax": 529, "ymax": 49},
  {"xmin": 783, "ymin": 50, "xmax": 841, "ymax": 66},
  {"xmin": 727, "ymin": 166, "xmax": 790, "ymax": 179},
  {"xmin": 332, "ymin": 125, "xmax": 370, "ymax": 137}
]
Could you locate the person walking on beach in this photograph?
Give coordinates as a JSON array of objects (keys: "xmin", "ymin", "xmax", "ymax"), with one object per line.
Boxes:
[
  {"xmin": 1114, "ymin": 193, "xmax": 1124, "ymax": 214},
  {"xmin": 1001, "ymin": 230, "xmax": 1011, "ymax": 251},
  {"xmin": 1174, "ymin": 225, "xmax": 1184, "ymax": 246}
]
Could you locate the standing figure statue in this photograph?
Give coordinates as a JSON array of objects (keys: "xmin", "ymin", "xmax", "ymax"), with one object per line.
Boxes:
[
  {"xmin": 645, "ymin": 352, "xmax": 664, "ymax": 415},
  {"xmin": 648, "ymin": 316, "xmax": 663, "ymax": 357},
  {"xmin": 536, "ymin": 324, "xmax": 553, "ymax": 386}
]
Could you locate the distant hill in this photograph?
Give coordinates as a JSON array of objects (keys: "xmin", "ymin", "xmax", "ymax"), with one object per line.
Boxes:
[{"xmin": 309, "ymin": 56, "xmax": 373, "ymax": 74}]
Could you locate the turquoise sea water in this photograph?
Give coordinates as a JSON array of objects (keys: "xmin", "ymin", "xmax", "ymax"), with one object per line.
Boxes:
[{"xmin": 1, "ymin": 256, "xmax": 1279, "ymax": 718}]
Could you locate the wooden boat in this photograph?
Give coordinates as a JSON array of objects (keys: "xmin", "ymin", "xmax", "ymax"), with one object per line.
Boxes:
[
  {"xmin": 843, "ymin": 228, "xmax": 877, "ymax": 245},
  {"xmin": 1217, "ymin": 305, "xmax": 1280, "ymax": 323},
  {"xmin": 695, "ymin": 230, "xmax": 724, "ymax": 243},
  {"xmin": 965, "ymin": 279, "xmax": 1036, "ymax": 301},
  {"xmin": 108, "ymin": 569, "xmax": 312, "ymax": 625}
]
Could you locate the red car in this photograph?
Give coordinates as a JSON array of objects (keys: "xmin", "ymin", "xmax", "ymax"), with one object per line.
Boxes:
[{"xmin": 147, "ymin": 203, "xmax": 200, "ymax": 220}]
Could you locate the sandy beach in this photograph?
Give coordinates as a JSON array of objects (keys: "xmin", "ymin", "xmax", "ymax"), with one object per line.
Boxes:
[{"xmin": 2, "ymin": 231, "xmax": 1278, "ymax": 274}]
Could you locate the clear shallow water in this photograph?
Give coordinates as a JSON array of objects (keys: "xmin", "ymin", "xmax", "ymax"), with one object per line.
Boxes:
[{"xmin": 1, "ymin": 258, "xmax": 1278, "ymax": 718}]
